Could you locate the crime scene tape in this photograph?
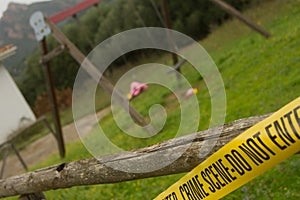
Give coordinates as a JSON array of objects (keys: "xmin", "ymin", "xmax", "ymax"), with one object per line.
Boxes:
[{"xmin": 154, "ymin": 97, "xmax": 300, "ymax": 200}]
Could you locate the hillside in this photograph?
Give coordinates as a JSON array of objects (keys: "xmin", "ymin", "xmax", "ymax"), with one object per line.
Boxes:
[
  {"xmin": 0, "ymin": 0, "xmax": 82, "ymax": 75},
  {"xmin": 2, "ymin": 0, "xmax": 299, "ymax": 199},
  {"xmin": 20, "ymin": 0, "xmax": 299, "ymax": 199}
]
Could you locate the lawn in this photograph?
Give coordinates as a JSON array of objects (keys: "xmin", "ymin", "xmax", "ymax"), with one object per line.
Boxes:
[{"xmin": 5, "ymin": 0, "xmax": 300, "ymax": 199}]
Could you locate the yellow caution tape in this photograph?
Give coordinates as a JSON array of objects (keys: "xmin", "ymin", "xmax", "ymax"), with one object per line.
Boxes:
[{"xmin": 154, "ymin": 97, "xmax": 300, "ymax": 200}]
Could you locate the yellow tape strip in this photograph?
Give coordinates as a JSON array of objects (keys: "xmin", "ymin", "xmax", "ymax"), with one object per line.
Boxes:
[{"xmin": 154, "ymin": 97, "xmax": 300, "ymax": 200}]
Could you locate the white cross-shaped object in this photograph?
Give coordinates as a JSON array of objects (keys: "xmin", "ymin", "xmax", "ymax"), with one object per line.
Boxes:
[{"xmin": 29, "ymin": 11, "xmax": 51, "ymax": 41}]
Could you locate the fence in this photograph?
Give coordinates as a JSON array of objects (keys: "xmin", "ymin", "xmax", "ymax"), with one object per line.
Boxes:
[{"xmin": 0, "ymin": 114, "xmax": 270, "ymax": 199}]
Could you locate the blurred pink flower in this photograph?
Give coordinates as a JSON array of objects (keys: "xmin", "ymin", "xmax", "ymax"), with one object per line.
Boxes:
[
  {"xmin": 127, "ymin": 82, "xmax": 148, "ymax": 100},
  {"xmin": 184, "ymin": 88, "xmax": 198, "ymax": 99}
]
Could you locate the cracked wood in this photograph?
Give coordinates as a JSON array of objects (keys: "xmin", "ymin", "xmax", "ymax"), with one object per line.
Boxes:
[{"xmin": 0, "ymin": 114, "xmax": 270, "ymax": 198}]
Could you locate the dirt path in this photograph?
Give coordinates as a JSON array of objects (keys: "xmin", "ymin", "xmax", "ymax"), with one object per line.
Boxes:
[{"xmin": 1, "ymin": 107, "xmax": 111, "ymax": 178}]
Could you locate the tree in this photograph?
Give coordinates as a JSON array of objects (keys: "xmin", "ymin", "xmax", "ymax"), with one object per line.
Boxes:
[{"xmin": 19, "ymin": 0, "xmax": 261, "ymax": 107}]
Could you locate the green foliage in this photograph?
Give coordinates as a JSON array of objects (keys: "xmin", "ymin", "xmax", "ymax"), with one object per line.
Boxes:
[
  {"xmin": 19, "ymin": 0, "xmax": 260, "ymax": 107},
  {"xmin": 19, "ymin": 51, "xmax": 45, "ymax": 105},
  {"xmin": 8, "ymin": 1, "xmax": 298, "ymax": 200}
]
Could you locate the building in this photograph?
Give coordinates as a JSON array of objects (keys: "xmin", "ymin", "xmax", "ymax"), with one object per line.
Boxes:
[{"xmin": 0, "ymin": 45, "xmax": 36, "ymax": 145}]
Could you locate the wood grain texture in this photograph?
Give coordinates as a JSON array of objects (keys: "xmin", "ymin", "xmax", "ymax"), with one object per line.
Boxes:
[
  {"xmin": 0, "ymin": 114, "xmax": 271, "ymax": 198},
  {"xmin": 211, "ymin": 0, "xmax": 272, "ymax": 38},
  {"xmin": 45, "ymin": 18, "xmax": 148, "ymax": 127}
]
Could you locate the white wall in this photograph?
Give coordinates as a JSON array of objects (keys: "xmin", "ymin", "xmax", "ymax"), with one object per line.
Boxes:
[{"xmin": 0, "ymin": 65, "xmax": 36, "ymax": 145}]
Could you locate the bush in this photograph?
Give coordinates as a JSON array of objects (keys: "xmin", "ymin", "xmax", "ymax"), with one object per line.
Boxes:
[{"xmin": 34, "ymin": 87, "xmax": 72, "ymax": 116}]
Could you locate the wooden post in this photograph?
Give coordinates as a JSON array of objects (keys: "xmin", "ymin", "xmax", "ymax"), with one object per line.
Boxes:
[
  {"xmin": 40, "ymin": 45, "xmax": 66, "ymax": 64},
  {"xmin": 167, "ymin": 59, "xmax": 187, "ymax": 74},
  {"xmin": 211, "ymin": 0, "xmax": 272, "ymax": 38},
  {"xmin": 0, "ymin": 114, "xmax": 270, "ymax": 197},
  {"xmin": 45, "ymin": 18, "xmax": 148, "ymax": 127},
  {"xmin": 40, "ymin": 38, "xmax": 66, "ymax": 158},
  {"xmin": 0, "ymin": 142, "xmax": 28, "ymax": 179},
  {"xmin": 10, "ymin": 142, "xmax": 28, "ymax": 171},
  {"xmin": 0, "ymin": 145, "xmax": 9, "ymax": 179},
  {"xmin": 41, "ymin": 117, "xmax": 56, "ymax": 139}
]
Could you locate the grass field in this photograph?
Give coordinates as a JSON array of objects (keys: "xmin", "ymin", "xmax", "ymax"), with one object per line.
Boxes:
[{"xmin": 5, "ymin": 0, "xmax": 300, "ymax": 199}]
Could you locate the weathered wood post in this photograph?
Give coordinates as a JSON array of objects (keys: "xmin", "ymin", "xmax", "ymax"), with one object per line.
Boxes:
[
  {"xmin": 0, "ymin": 114, "xmax": 270, "ymax": 198},
  {"xmin": 44, "ymin": 18, "xmax": 148, "ymax": 127},
  {"xmin": 29, "ymin": 11, "xmax": 66, "ymax": 158},
  {"xmin": 211, "ymin": 0, "xmax": 272, "ymax": 38},
  {"xmin": 40, "ymin": 38, "xmax": 66, "ymax": 158}
]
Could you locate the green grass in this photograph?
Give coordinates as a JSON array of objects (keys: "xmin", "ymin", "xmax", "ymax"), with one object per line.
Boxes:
[{"xmin": 4, "ymin": 0, "xmax": 300, "ymax": 199}]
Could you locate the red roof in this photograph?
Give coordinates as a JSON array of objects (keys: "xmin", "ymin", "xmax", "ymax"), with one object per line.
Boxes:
[
  {"xmin": 49, "ymin": 0, "xmax": 101, "ymax": 24},
  {"xmin": 0, "ymin": 45, "xmax": 15, "ymax": 54},
  {"xmin": 0, "ymin": 45, "xmax": 17, "ymax": 61}
]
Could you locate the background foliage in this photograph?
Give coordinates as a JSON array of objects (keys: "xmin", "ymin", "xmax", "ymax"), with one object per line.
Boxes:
[
  {"xmin": 4, "ymin": 0, "xmax": 299, "ymax": 199},
  {"xmin": 19, "ymin": 0, "xmax": 260, "ymax": 109}
]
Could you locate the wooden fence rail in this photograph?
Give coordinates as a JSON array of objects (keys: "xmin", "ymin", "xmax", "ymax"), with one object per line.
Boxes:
[
  {"xmin": 0, "ymin": 114, "xmax": 270, "ymax": 198},
  {"xmin": 211, "ymin": 0, "xmax": 272, "ymax": 38}
]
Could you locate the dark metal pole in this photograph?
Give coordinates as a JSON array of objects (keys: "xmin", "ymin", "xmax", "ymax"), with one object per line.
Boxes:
[{"xmin": 40, "ymin": 38, "xmax": 65, "ymax": 158}]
